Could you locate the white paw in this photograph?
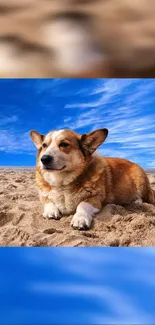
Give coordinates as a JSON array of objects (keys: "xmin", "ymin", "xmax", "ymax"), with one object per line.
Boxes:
[
  {"xmin": 134, "ymin": 198, "xmax": 143, "ymax": 206},
  {"xmin": 43, "ymin": 203, "xmax": 61, "ymax": 220},
  {"xmin": 71, "ymin": 213, "xmax": 92, "ymax": 230}
]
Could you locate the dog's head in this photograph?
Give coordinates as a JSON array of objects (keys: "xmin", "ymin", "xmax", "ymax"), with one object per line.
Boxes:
[{"xmin": 30, "ymin": 128, "xmax": 108, "ymax": 182}]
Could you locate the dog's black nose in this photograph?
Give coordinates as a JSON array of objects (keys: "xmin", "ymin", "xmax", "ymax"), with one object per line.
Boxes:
[{"xmin": 41, "ymin": 155, "xmax": 53, "ymax": 165}]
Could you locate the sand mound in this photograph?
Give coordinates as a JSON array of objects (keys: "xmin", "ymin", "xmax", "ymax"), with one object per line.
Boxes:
[{"xmin": 0, "ymin": 170, "xmax": 155, "ymax": 246}]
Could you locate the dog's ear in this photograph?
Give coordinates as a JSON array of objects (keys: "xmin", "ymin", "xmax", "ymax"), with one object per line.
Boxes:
[
  {"xmin": 30, "ymin": 130, "xmax": 44, "ymax": 149},
  {"xmin": 81, "ymin": 128, "xmax": 108, "ymax": 155}
]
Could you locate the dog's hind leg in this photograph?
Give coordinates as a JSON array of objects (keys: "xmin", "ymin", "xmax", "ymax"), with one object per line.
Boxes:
[
  {"xmin": 134, "ymin": 196, "xmax": 143, "ymax": 206},
  {"xmin": 133, "ymin": 165, "xmax": 155, "ymax": 204},
  {"xmin": 145, "ymin": 188, "xmax": 155, "ymax": 204}
]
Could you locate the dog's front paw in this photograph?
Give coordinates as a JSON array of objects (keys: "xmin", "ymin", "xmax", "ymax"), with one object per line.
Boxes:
[
  {"xmin": 71, "ymin": 213, "xmax": 92, "ymax": 230},
  {"xmin": 43, "ymin": 203, "xmax": 61, "ymax": 220}
]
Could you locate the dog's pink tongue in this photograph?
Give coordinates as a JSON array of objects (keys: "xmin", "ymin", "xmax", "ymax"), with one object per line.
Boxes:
[{"xmin": 43, "ymin": 19, "xmax": 106, "ymax": 76}]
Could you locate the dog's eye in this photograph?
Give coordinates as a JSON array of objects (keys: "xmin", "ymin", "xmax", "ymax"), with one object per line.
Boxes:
[
  {"xmin": 59, "ymin": 142, "xmax": 69, "ymax": 148},
  {"xmin": 42, "ymin": 143, "xmax": 47, "ymax": 148}
]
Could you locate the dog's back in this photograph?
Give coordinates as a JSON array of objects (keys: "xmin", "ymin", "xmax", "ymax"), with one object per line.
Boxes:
[{"xmin": 103, "ymin": 157, "xmax": 155, "ymax": 204}]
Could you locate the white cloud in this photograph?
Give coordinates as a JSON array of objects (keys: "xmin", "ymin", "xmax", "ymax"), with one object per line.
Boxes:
[
  {"xmin": 0, "ymin": 129, "xmax": 34, "ymax": 154},
  {"xmin": 62, "ymin": 80, "xmax": 155, "ymax": 167},
  {"xmin": 0, "ymin": 115, "xmax": 18, "ymax": 127},
  {"xmin": 22, "ymin": 248, "xmax": 155, "ymax": 324},
  {"xmin": 65, "ymin": 79, "xmax": 136, "ymax": 109},
  {"xmin": 30, "ymin": 283, "xmax": 152, "ymax": 323}
]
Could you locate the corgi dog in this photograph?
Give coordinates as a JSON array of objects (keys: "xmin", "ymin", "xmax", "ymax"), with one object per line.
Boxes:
[{"xmin": 30, "ymin": 128, "xmax": 155, "ymax": 230}]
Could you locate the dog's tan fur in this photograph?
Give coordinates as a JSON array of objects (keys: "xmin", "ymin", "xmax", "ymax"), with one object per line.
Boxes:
[{"xmin": 30, "ymin": 128, "xmax": 155, "ymax": 230}]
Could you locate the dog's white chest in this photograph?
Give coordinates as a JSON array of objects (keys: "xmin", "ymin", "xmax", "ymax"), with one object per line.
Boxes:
[{"xmin": 48, "ymin": 188, "xmax": 78, "ymax": 215}]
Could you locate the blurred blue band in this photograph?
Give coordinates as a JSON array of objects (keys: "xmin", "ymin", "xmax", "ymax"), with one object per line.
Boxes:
[{"xmin": 0, "ymin": 247, "xmax": 155, "ymax": 325}]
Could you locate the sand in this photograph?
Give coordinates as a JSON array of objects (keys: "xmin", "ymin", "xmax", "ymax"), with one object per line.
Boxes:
[{"xmin": 0, "ymin": 168, "xmax": 155, "ymax": 247}]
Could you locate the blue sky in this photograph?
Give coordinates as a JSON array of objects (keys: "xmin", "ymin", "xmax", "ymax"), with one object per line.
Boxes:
[
  {"xmin": 0, "ymin": 78, "xmax": 155, "ymax": 168},
  {"xmin": 0, "ymin": 248, "xmax": 155, "ymax": 325}
]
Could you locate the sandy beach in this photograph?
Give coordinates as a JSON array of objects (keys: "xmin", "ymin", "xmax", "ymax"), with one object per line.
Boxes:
[{"xmin": 0, "ymin": 168, "xmax": 155, "ymax": 247}]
